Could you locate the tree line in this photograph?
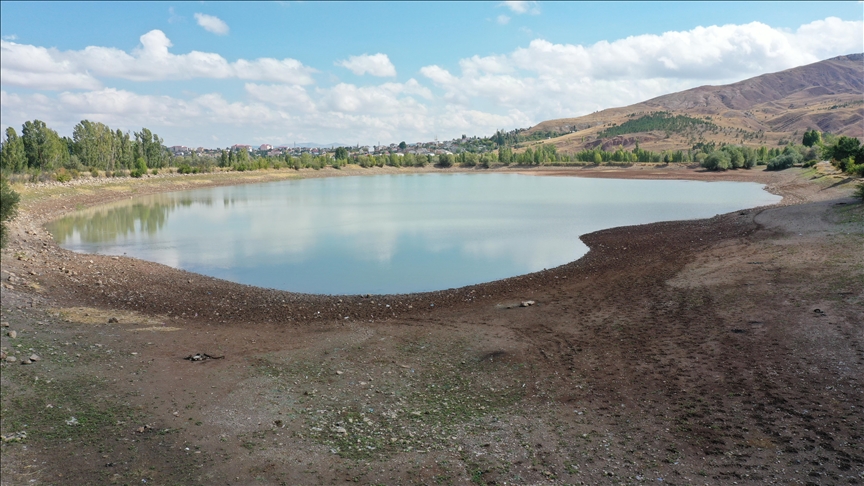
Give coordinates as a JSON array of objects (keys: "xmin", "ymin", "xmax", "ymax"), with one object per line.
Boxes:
[
  {"xmin": 1, "ymin": 119, "xmax": 169, "ymax": 178},
  {"xmin": 698, "ymin": 129, "xmax": 864, "ymax": 174}
]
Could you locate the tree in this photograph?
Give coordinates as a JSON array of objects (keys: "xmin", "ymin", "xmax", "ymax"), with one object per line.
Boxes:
[
  {"xmin": 21, "ymin": 120, "xmax": 67, "ymax": 171},
  {"xmin": 766, "ymin": 146, "xmax": 803, "ymax": 171},
  {"xmin": 802, "ymin": 129, "xmax": 822, "ymax": 147},
  {"xmin": 219, "ymin": 150, "xmax": 229, "ymax": 167},
  {"xmin": 114, "ymin": 130, "xmax": 134, "ymax": 170},
  {"xmin": 1, "ymin": 128, "xmax": 27, "ymax": 173},
  {"xmin": 0, "ymin": 178, "xmax": 20, "ymax": 248},
  {"xmin": 334, "ymin": 147, "xmax": 349, "ymax": 160},
  {"xmin": 824, "ymin": 136, "xmax": 863, "ymax": 165},
  {"xmin": 702, "ymin": 151, "xmax": 731, "ymax": 171},
  {"xmin": 495, "ymin": 130, "xmax": 505, "ymax": 147},
  {"xmin": 398, "ymin": 141, "xmax": 407, "ymax": 150},
  {"xmin": 134, "ymin": 128, "xmax": 167, "ymax": 168},
  {"xmin": 73, "ymin": 120, "xmax": 116, "ymax": 170}
]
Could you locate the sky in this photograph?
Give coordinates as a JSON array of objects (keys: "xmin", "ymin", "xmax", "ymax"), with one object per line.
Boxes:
[{"xmin": 1, "ymin": 1, "xmax": 862, "ymax": 148}]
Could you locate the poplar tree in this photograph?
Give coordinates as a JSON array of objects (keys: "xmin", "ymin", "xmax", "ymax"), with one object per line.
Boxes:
[{"xmin": 0, "ymin": 128, "xmax": 27, "ymax": 172}]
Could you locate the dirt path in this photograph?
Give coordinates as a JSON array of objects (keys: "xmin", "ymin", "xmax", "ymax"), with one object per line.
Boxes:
[{"xmin": 2, "ymin": 165, "xmax": 862, "ymax": 485}]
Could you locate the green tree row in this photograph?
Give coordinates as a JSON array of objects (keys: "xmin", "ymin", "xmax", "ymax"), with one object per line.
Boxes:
[{"xmin": 1, "ymin": 119, "xmax": 169, "ymax": 176}]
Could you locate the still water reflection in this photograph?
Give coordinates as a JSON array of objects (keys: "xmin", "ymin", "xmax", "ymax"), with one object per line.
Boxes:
[{"xmin": 48, "ymin": 174, "xmax": 780, "ymax": 294}]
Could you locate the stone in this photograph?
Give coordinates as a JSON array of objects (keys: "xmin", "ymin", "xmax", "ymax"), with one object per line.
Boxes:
[
  {"xmin": 520, "ymin": 300, "xmax": 536, "ymax": 307},
  {"xmin": 334, "ymin": 426, "xmax": 347, "ymax": 435},
  {"xmin": 6, "ymin": 356, "xmax": 17, "ymax": 363},
  {"xmin": 21, "ymin": 359, "xmax": 32, "ymax": 365},
  {"xmin": 7, "ymin": 330, "xmax": 16, "ymax": 339},
  {"xmin": 29, "ymin": 354, "xmax": 41, "ymax": 362},
  {"xmin": 108, "ymin": 317, "xmax": 119, "ymax": 323}
]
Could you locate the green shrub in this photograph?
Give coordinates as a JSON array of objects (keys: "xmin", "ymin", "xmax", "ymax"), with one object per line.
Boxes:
[
  {"xmin": 436, "ymin": 154, "xmax": 453, "ymax": 168},
  {"xmin": 701, "ymin": 151, "xmax": 731, "ymax": 171},
  {"xmin": 177, "ymin": 164, "xmax": 195, "ymax": 174},
  {"xmin": 90, "ymin": 167, "xmax": 99, "ymax": 178},
  {"xmin": 766, "ymin": 147, "xmax": 803, "ymax": 171},
  {"xmin": 854, "ymin": 183, "xmax": 864, "ymax": 202},
  {"xmin": 54, "ymin": 168, "xmax": 72, "ymax": 182},
  {"xmin": 1, "ymin": 178, "xmax": 20, "ymax": 248}
]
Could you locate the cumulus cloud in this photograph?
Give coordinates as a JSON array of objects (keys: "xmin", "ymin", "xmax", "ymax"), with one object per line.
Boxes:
[
  {"xmin": 245, "ymin": 83, "xmax": 316, "ymax": 112},
  {"xmin": 2, "ymin": 17, "xmax": 861, "ymax": 147},
  {"xmin": 421, "ymin": 17, "xmax": 864, "ymax": 119},
  {"xmin": 0, "ymin": 30, "xmax": 316, "ymax": 90},
  {"xmin": 194, "ymin": 13, "xmax": 230, "ymax": 35},
  {"xmin": 0, "ymin": 40, "xmax": 102, "ymax": 90},
  {"xmin": 319, "ymin": 80, "xmax": 430, "ymax": 114},
  {"xmin": 498, "ymin": 1, "xmax": 539, "ymax": 15},
  {"xmin": 496, "ymin": 15, "xmax": 510, "ymax": 25},
  {"xmin": 336, "ymin": 53, "xmax": 397, "ymax": 77}
]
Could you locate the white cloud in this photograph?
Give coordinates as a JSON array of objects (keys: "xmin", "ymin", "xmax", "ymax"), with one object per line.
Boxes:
[
  {"xmin": 194, "ymin": 13, "xmax": 230, "ymax": 35},
  {"xmin": 0, "ymin": 30, "xmax": 316, "ymax": 90},
  {"xmin": 498, "ymin": 1, "xmax": 539, "ymax": 15},
  {"xmin": 336, "ymin": 53, "xmax": 397, "ymax": 77},
  {"xmin": 497, "ymin": 15, "xmax": 511, "ymax": 25},
  {"xmin": 244, "ymin": 83, "xmax": 315, "ymax": 112},
  {"xmin": 0, "ymin": 40, "xmax": 102, "ymax": 90},
  {"xmin": 421, "ymin": 17, "xmax": 864, "ymax": 120},
  {"xmin": 319, "ymin": 80, "xmax": 430, "ymax": 114},
  {"xmin": 2, "ymin": 17, "xmax": 861, "ymax": 147},
  {"xmin": 2, "ymin": 34, "xmax": 17, "ymax": 41}
]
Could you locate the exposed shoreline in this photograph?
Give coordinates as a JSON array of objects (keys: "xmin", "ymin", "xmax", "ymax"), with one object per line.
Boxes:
[
  {"xmin": 1, "ymin": 164, "xmax": 854, "ymax": 321},
  {"xmin": 2, "ymin": 163, "xmax": 862, "ymax": 485}
]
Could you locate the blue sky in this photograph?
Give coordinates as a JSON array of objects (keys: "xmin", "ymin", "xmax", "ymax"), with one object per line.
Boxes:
[{"xmin": 1, "ymin": 1, "xmax": 862, "ymax": 147}]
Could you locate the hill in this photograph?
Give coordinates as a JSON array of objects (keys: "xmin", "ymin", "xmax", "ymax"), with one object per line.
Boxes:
[{"xmin": 525, "ymin": 54, "xmax": 863, "ymax": 153}]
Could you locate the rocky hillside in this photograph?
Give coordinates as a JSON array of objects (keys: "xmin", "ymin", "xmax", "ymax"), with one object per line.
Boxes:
[{"xmin": 527, "ymin": 54, "xmax": 863, "ymax": 153}]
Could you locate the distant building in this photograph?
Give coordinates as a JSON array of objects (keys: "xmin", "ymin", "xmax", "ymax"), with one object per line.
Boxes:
[{"xmin": 259, "ymin": 144, "xmax": 273, "ymax": 151}]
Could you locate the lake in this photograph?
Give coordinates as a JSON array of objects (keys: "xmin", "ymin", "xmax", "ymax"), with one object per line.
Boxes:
[{"xmin": 48, "ymin": 173, "xmax": 781, "ymax": 294}]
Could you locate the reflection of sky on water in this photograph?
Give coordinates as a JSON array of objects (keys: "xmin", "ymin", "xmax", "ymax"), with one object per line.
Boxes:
[{"xmin": 48, "ymin": 174, "xmax": 781, "ymax": 295}]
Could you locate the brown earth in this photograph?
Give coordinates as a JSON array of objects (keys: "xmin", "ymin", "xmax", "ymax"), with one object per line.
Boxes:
[
  {"xmin": 1, "ymin": 165, "xmax": 862, "ymax": 485},
  {"xmin": 526, "ymin": 54, "xmax": 864, "ymax": 153}
]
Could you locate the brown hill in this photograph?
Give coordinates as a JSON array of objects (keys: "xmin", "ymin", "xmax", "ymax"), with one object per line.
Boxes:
[{"xmin": 527, "ymin": 54, "xmax": 863, "ymax": 153}]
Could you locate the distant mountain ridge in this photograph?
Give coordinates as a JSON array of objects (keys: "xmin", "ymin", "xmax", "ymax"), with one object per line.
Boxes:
[{"xmin": 528, "ymin": 54, "xmax": 863, "ymax": 153}]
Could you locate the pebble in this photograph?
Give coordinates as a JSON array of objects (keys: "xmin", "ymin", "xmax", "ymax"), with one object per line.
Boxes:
[
  {"xmin": 21, "ymin": 359, "xmax": 32, "ymax": 365},
  {"xmin": 29, "ymin": 354, "xmax": 41, "ymax": 362},
  {"xmin": 7, "ymin": 331, "xmax": 16, "ymax": 339},
  {"xmin": 6, "ymin": 356, "xmax": 17, "ymax": 363},
  {"xmin": 520, "ymin": 300, "xmax": 536, "ymax": 307}
]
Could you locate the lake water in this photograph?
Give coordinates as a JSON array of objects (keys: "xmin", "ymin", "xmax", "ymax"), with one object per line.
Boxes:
[{"xmin": 48, "ymin": 174, "xmax": 781, "ymax": 295}]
